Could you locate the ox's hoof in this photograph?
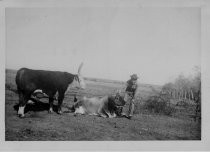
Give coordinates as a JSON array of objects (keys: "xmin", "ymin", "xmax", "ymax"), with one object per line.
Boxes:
[
  {"xmin": 18, "ymin": 114, "xmax": 25, "ymax": 118},
  {"xmin": 18, "ymin": 106, "xmax": 25, "ymax": 118},
  {"xmin": 48, "ymin": 107, "xmax": 53, "ymax": 113},
  {"xmin": 57, "ymin": 110, "xmax": 63, "ymax": 114},
  {"xmin": 100, "ymin": 114, "xmax": 108, "ymax": 118},
  {"xmin": 125, "ymin": 115, "xmax": 132, "ymax": 120}
]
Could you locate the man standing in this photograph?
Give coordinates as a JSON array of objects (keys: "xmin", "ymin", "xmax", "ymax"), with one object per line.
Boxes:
[{"xmin": 121, "ymin": 74, "xmax": 138, "ymax": 119}]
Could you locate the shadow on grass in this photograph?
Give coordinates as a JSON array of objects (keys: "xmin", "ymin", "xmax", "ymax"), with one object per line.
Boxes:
[{"xmin": 13, "ymin": 99, "xmax": 59, "ymax": 114}]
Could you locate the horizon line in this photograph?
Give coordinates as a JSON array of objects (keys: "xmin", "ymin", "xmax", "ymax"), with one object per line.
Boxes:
[{"xmin": 5, "ymin": 68, "xmax": 162, "ymax": 87}]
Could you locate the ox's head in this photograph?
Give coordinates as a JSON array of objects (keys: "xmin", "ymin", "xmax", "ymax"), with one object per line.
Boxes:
[
  {"xmin": 113, "ymin": 92, "xmax": 126, "ymax": 107},
  {"xmin": 108, "ymin": 91, "xmax": 126, "ymax": 116},
  {"xmin": 72, "ymin": 62, "xmax": 86, "ymax": 89}
]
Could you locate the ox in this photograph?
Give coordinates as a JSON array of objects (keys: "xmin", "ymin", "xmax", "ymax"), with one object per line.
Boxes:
[
  {"xmin": 72, "ymin": 93, "xmax": 125, "ymax": 118},
  {"xmin": 15, "ymin": 63, "xmax": 86, "ymax": 117}
]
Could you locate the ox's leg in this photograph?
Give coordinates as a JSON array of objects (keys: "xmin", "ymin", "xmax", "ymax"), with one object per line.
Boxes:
[
  {"xmin": 48, "ymin": 91, "xmax": 56, "ymax": 113},
  {"xmin": 100, "ymin": 113, "xmax": 108, "ymax": 118},
  {"xmin": 18, "ymin": 92, "xmax": 29, "ymax": 118},
  {"xmin": 109, "ymin": 112, "xmax": 116, "ymax": 118},
  {"xmin": 105, "ymin": 111, "xmax": 116, "ymax": 118},
  {"xmin": 17, "ymin": 92, "xmax": 24, "ymax": 117},
  {"xmin": 104, "ymin": 109, "xmax": 116, "ymax": 118},
  {"xmin": 57, "ymin": 92, "xmax": 64, "ymax": 114},
  {"xmin": 48, "ymin": 97, "xmax": 54, "ymax": 113},
  {"xmin": 98, "ymin": 108, "xmax": 108, "ymax": 118}
]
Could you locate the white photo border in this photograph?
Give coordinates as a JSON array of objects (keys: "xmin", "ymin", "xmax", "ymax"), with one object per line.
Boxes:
[{"xmin": 1, "ymin": 0, "xmax": 210, "ymax": 151}]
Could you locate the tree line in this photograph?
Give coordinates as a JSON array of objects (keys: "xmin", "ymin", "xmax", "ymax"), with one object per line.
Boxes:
[{"xmin": 161, "ymin": 66, "xmax": 201, "ymax": 102}]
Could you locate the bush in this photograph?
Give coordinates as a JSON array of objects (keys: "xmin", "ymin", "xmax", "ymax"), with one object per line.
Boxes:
[
  {"xmin": 143, "ymin": 96, "xmax": 175, "ymax": 116},
  {"xmin": 134, "ymin": 99, "xmax": 145, "ymax": 114}
]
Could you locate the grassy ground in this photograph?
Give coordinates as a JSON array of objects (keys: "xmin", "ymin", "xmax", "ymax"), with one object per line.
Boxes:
[{"xmin": 5, "ymin": 69, "xmax": 201, "ymax": 140}]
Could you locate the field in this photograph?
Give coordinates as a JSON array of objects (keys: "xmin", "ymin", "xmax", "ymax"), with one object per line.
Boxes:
[{"xmin": 5, "ymin": 69, "xmax": 201, "ymax": 140}]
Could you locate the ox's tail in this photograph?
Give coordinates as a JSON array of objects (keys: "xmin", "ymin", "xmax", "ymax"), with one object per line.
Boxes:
[{"xmin": 15, "ymin": 68, "xmax": 26, "ymax": 93}]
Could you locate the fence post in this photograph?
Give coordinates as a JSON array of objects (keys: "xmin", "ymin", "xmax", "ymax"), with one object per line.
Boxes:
[{"xmin": 190, "ymin": 89, "xmax": 194, "ymax": 100}]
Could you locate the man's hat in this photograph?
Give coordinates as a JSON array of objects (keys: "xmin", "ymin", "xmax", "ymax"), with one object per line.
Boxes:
[{"xmin": 130, "ymin": 74, "xmax": 138, "ymax": 80}]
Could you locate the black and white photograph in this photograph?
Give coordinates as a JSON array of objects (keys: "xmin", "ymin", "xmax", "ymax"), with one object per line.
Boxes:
[{"xmin": 1, "ymin": 0, "xmax": 210, "ymax": 151}]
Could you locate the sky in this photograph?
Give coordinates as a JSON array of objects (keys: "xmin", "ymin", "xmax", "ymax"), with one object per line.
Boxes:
[{"xmin": 6, "ymin": 7, "xmax": 200, "ymax": 85}]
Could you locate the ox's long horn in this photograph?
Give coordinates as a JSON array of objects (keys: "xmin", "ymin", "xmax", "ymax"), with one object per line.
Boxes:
[{"xmin": 78, "ymin": 62, "xmax": 84, "ymax": 75}]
